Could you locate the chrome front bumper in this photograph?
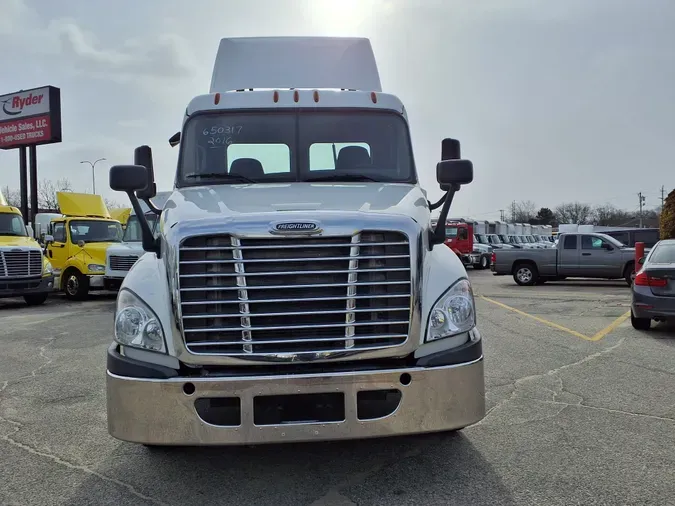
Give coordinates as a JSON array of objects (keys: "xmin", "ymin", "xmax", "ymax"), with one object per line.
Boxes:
[{"xmin": 107, "ymin": 358, "xmax": 485, "ymax": 445}]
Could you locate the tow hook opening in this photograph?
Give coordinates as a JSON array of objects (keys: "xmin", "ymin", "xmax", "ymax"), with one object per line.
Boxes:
[
  {"xmin": 195, "ymin": 397, "xmax": 241, "ymax": 426},
  {"xmin": 357, "ymin": 389, "xmax": 402, "ymax": 420}
]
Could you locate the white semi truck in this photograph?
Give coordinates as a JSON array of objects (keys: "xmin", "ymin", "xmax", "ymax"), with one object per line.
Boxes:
[{"xmin": 105, "ymin": 36, "xmax": 485, "ymax": 446}]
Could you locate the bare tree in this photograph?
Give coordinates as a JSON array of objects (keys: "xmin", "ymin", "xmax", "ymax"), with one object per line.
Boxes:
[
  {"xmin": 591, "ymin": 204, "xmax": 632, "ymax": 226},
  {"xmin": 1, "ymin": 186, "xmax": 21, "ymax": 207},
  {"xmin": 104, "ymin": 197, "xmax": 123, "ymax": 210},
  {"xmin": 555, "ymin": 202, "xmax": 593, "ymax": 224},
  {"xmin": 38, "ymin": 178, "xmax": 73, "ymax": 210},
  {"xmin": 512, "ymin": 200, "xmax": 537, "ymax": 223}
]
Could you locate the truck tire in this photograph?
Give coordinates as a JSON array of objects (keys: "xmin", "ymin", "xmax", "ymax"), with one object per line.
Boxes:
[
  {"xmin": 630, "ymin": 310, "xmax": 651, "ymax": 330},
  {"xmin": 23, "ymin": 293, "xmax": 48, "ymax": 306},
  {"xmin": 623, "ymin": 262, "xmax": 635, "ymax": 287},
  {"xmin": 64, "ymin": 270, "xmax": 89, "ymax": 301},
  {"xmin": 476, "ymin": 256, "xmax": 489, "ymax": 270},
  {"xmin": 513, "ymin": 263, "xmax": 539, "ymax": 286}
]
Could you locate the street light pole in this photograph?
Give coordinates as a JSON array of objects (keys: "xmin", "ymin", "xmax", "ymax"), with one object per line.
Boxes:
[{"xmin": 80, "ymin": 158, "xmax": 106, "ymax": 194}]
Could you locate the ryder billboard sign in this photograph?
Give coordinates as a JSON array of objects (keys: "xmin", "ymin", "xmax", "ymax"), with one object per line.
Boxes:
[{"xmin": 0, "ymin": 86, "xmax": 62, "ymax": 150}]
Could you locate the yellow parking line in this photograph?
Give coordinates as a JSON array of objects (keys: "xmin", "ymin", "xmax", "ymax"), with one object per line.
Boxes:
[
  {"xmin": 589, "ymin": 311, "xmax": 631, "ymax": 341},
  {"xmin": 480, "ymin": 296, "xmax": 592, "ymax": 341},
  {"xmin": 480, "ymin": 296, "xmax": 631, "ymax": 342}
]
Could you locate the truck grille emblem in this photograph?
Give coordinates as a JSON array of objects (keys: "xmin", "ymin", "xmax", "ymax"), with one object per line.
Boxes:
[{"xmin": 270, "ymin": 221, "xmax": 321, "ymax": 234}]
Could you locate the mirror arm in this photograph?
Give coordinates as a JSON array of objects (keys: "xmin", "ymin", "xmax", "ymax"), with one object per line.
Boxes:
[
  {"xmin": 428, "ymin": 194, "xmax": 446, "ymax": 211},
  {"xmin": 142, "ymin": 197, "xmax": 162, "ymax": 216},
  {"xmin": 429, "ymin": 183, "xmax": 461, "ymax": 250},
  {"xmin": 126, "ymin": 191, "xmax": 160, "ymax": 256}
]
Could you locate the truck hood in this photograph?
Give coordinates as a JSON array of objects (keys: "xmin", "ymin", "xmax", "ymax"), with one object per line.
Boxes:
[
  {"xmin": 107, "ymin": 242, "xmax": 143, "ymax": 255},
  {"xmin": 0, "ymin": 236, "xmax": 40, "ymax": 249},
  {"xmin": 70, "ymin": 242, "xmax": 117, "ymax": 265},
  {"xmin": 162, "ymin": 183, "xmax": 431, "ymax": 228}
]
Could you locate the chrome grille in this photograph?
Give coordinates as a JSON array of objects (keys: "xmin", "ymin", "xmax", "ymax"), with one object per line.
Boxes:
[
  {"xmin": 178, "ymin": 231, "xmax": 412, "ymax": 356},
  {"xmin": 0, "ymin": 250, "xmax": 42, "ymax": 278},
  {"xmin": 109, "ymin": 255, "xmax": 139, "ymax": 271}
]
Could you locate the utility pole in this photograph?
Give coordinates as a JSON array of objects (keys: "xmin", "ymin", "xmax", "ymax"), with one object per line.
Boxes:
[
  {"xmin": 511, "ymin": 201, "xmax": 517, "ymax": 222},
  {"xmin": 661, "ymin": 185, "xmax": 666, "ymax": 209},
  {"xmin": 638, "ymin": 192, "xmax": 646, "ymax": 228},
  {"xmin": 499, "ymin": 209, "xmax": 506, "ymax": 222},
  {"xmin": 80, "ymin": 158, "xmax": 106, "ymax": 194}
]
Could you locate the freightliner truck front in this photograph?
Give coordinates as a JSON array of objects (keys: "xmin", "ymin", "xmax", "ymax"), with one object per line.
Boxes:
[{"xmin": 106, "ymin": 36, "xmax": 485, "ymax": 446}]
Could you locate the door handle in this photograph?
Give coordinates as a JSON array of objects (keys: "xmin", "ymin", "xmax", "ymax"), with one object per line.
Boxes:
[{"xmin": 582, "ymin": 253, "xmax": 591, "ymax": 256}]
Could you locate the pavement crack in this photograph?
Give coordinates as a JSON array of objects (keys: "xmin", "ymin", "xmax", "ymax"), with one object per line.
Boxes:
[
  {"xmin": 536, "ymin": 399, "xmax": 675, "ymax": 423},
  {"xmin": 0, "ymin": 428, "xmax": 169, "ymax": 505},
  {"xmin": 0, "ymin": 331, "xmax": 168, "ymax": 505},
  {"xmin": 473, "ymin": 338, "xmax": 626, "ymax": 427}
]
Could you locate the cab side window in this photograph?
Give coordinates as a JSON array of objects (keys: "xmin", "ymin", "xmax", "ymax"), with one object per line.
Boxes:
[
  {"xmin": 458, "ymin": 228, "xmax": 468, "ymax": 240},
  {"xmin": 581, "ymin": 235, "xmax": 606, "ymax": 250},
  {"xmin": 563, "ymin": 235, "xmax": 577, "ymax": 249},
  {"xmin": 52, "ymin": 223, "xmax": 66, "ymax": 243}
]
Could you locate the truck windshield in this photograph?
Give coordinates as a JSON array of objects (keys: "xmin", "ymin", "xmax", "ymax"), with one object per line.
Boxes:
[
  {"xmin": 0, "ymin": 212, "xmax": 28, "ymax": 237},
  {"xmin": 123, "ymin": 215, "xmax": 160, "ymax": 242},
  {"xmin": 177, "ymin": 110, "xmax": 415, "ymax": 186},
  {"xmin": 69, "ymin": 220, "xmax": 122, "ymax": 243},
  {"xmin": 476, "ymin": 234, "xmax": 489, "ymax": 244}
]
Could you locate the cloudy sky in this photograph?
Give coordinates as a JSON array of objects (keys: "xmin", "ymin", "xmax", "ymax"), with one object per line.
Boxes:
[{"xmin": 1, "ymin": 0, "xmax": 673, "ymax": 219}]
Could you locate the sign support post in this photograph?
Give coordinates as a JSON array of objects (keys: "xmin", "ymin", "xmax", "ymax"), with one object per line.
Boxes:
[
  {"xmin": 19, "ymin": 146, "xmax": 28, "ymax": 224},
  {"xmin": 29, "ymin": 145, "xmax": 38, "ymax": 226}
]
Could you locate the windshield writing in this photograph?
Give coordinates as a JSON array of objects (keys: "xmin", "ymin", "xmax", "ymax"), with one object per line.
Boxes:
[
  {"xmin": 0, "ymin": 213, "xmax": 27, "ymax": 237},
  {"xmin": 178, "ymin": 111, "xmax": 415, "ymax": 185}
]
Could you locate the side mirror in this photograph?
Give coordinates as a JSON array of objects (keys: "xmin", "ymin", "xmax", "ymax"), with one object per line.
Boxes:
[
  {"xmin": 603, "ymin": 243, "xmax": 614, "ymax": 251},
  {"xmin": 44, "ymin": 234, "xmax": 54, "ymax": 244},
  {"xmin": 109, "ymin": 165, "xmax": 149, "ymax": 192},
  {"xmin": 638, "ymin": 257, "xmax": 645, "ymax": 265},
  {"xmin": 441, "ymin": 138, "xmax": 461, "ymax": 160},
  {"xmin": 436, "ymin": 159, "xmax": 474, "ymax": 187},
  {"xmin": 77, "ymin": 240, "xmax": 85, "ymax": 248},
  {"xmin": 169, "ymin": 132, "xmax": 181, "ymax": 148},
  {"xmin": 109, "ymin": 163, "xmax": 159, "ymax": 256},
  {"xmin": 134, "ymin": 145, "xmax": 157, "ymax": 199}
]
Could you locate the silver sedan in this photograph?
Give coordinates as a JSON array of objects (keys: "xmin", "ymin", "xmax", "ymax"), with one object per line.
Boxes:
[{"xmin": 631, "ymin": 238, "xmax": 675, "ymax": 330}]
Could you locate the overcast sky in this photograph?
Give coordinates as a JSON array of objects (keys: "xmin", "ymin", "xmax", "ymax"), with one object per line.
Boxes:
[{"xmin": 1, "ymin": 0, "xmax": 673, "ymax": 219}]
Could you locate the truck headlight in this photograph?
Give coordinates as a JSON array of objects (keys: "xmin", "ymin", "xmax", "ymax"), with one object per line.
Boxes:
[
  {"xmin": 88, "ymin": 264, "xmax": 105, "ymax": 272},
  {"xmin": 43, "ymin": 261, "xmax": 53, "ymax": 275},
  {"xmin": 114, "ymin": 289, "xmax": 166, "ymax": 353},
  {"xmin": 426, "ymin": 278, "xmax": 476, "ymax": 342}
]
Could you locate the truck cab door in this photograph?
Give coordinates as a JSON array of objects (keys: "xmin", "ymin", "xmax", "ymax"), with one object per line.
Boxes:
[
  {"xmin": 579, "ymin": 235, "xmax": 618, "ymax": 277},
  {"xmin": 47, "ymin": 221, "xmax": 69, "ymax": 281},
  {"xmin": 558, "ymin": 234, "xmax": 581, "ymax": 276}
]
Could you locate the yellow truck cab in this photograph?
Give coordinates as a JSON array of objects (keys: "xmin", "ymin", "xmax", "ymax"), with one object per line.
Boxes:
[
  {"xmin": 45, "ymin": 192, "xmax": 123, "ymax": 300},
  {"xmin": 0, "ymin": 192, "xmax": 54, "ymax": 305}
]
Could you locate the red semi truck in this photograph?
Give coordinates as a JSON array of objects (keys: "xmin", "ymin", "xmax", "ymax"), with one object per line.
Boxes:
[{"xmin": 431, "ymin": 219, "xmax": 484, "ymax": 268}]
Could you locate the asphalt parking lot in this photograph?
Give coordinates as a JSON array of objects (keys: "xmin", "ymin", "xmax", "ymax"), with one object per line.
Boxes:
[{"xmin": 0, "ymin": 272, "xmax": 673, "ymax": 506}]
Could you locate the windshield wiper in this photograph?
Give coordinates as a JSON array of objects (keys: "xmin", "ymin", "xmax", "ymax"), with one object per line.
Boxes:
[
  {"xmin": 304, "ymin": 173, "xmax": 380, "ymax": 182},
  {"xmin": 0, "ymin": 233, "xmax": 26, "ymax": 237},
  {"xmin": 185, "ymin": 173, "xmax": 256, "ymax": 184}
]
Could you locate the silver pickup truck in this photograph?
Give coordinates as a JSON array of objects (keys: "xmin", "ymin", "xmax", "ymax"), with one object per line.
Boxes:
[{"xmin": 491, "ymin": 232, "xmax": 637, "ymax": 286}]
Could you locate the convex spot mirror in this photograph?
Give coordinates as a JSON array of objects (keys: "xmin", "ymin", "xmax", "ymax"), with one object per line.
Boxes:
[
  {"xmin": 436, "ymin": 159, "xmax": 474, "ymax": 186},
  {"xmin": 109, "ymin": 165, "xmax": 149, "ymax": 192},
  {"xmin": 134, "ymin": 145, "xmax": 157, "ymax": 199}
]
